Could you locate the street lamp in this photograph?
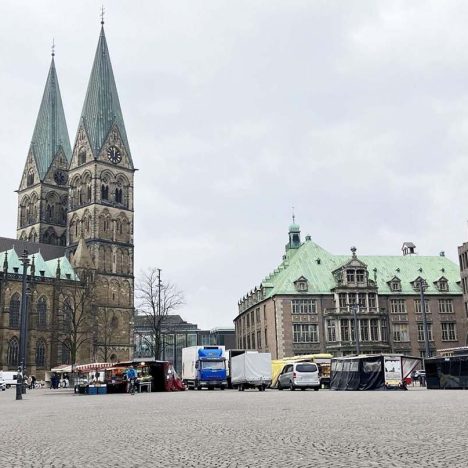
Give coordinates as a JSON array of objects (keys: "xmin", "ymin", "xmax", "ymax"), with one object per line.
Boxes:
[
  {"xmin": 16, "ymin": 250, "xmax": 31, "ymax": 401},
  {"xmin": 419, "ymin": 277, "xmax": 431, "ymax": 358},
  {"xmin": 350, "ymin": 303, "xmax": 361, "ymax": 355}
]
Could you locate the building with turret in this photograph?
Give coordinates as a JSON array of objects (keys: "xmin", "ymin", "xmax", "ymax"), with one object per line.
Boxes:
[
  {"xmin": 0, "ymin": 20, "xmax": 135, "ymax": 378},
  {"xmin": 235, "ymin": 222, "xmax": 468, "ymax": 359}
]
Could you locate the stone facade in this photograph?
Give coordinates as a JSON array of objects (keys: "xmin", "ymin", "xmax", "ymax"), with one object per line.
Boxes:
[
  {"xmin": 235, "ymin": 224, "xmax": 468, "ymax": 359},
  {"xmin": 1, "ymin": 23, "xmax": 135, "ymax": 377}
]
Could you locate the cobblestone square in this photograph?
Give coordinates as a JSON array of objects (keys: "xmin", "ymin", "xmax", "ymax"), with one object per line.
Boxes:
[{"xmin": 1, "ymin": 387, "xmax": 467, "ymax": 467}]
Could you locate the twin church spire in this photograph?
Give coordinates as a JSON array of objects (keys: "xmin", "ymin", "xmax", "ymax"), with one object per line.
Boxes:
[{"xmin": 17, "ymin": 21, "xmax": 131, "ymax": 246}]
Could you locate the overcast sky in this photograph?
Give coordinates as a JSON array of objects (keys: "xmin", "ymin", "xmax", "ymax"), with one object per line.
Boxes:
[{"xmin": 1, "ymin": 1, "xmax": 468, "ymax": 329}]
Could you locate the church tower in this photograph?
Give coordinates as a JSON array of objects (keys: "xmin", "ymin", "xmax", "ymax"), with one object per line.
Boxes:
[
  {"xmin": 17, "ymin": 50, "xmax": 72, "ymax": 245},
  {"xmin": 67, "ymin": 21, "xmax": 135, "ymax": 360}
]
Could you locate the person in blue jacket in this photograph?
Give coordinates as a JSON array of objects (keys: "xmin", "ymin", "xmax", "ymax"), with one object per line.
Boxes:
[{"xmin": 125, "ymin": 366, "xmax": 138, "ymax": 393}]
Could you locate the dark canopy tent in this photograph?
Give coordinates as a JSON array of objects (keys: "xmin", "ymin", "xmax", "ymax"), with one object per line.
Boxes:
[
  {"xmin": 331, "ymin": 355, "xmax": 420, "ymax": 391},
  {"xmin": 425, "ymin": 355, "xmax": 468, "ymax": 389}
]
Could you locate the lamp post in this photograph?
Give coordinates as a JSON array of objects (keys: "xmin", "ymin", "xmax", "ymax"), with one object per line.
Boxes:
[
  {"xmin": 419, "ymin": 277, "xmax": 431, "ymax": 359},
  {"xmin": 16, "ymin": 250, "xmax": 30, "ymax": 401},
  {"xmin": 350, "ymin": 303, "xmax": 361, "ymax": 355}
]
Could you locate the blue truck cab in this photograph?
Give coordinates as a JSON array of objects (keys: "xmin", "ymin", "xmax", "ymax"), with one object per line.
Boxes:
[{"xmin": 182, "ymin": 346, "xmax": 227, "ymax": 390}]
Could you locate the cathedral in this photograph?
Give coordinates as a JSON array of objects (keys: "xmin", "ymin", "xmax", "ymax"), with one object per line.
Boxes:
[{"xmin": 0, "ymin": 21, "xmax": 135, "ymax": 378}]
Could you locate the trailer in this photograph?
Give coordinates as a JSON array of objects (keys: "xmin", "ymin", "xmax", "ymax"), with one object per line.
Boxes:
[
  {"xmin": 231, "ymin": 352, "xmax": 272, "ymax": 391},
  {"xmin": 330, "ymin": 354, "xmax": 421, "ymax": 391}
]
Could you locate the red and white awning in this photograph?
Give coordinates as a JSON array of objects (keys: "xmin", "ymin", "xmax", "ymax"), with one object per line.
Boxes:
[{"xmin": 75, "ymin": 362, "xmax": 113, "ymax": 372}]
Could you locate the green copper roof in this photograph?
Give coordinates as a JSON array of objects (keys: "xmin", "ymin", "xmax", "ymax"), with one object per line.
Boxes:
[
  {"xmin": 80, "ymin": 26, "xmax": 132, "ymax": 161},
  {"xmin": 30, "ymin": 57, "xmax": 71, "ymax": 179},
  {"xmin": 260, "ymin": 239, "xmax": 462, "ymax": 297}
]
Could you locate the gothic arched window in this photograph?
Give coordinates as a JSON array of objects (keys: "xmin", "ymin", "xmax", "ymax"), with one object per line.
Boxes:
[
  {"xmin": 35, "ymin": 340, "xmax": 46, "ymax": 367},
  {"xmin": 101, "ymin": 184, "xmax": 109, "ymax": 200},
  {"xmin": 37, "ymin": 297, "xmax": 47, "ymax": 329},
  {"xmin": 27, "ymin": 169, "xmax": 35, "ymax": 186},
  {"xmin": 115, "ymin": 188, "xmax": 122, "ymax": 204},
  {"xmin": 61, "ymin": 341, "xmax": 71, "ymax": 365},
  {"xmin": 9, "ymin": 293, "xmax": 20, "ymax": 329},
  {"xmin": 7, "ymin": 337, "xmax": 19, "ymax": 367}
]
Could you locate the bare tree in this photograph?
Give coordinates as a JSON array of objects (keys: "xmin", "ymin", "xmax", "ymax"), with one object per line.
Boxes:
[
  {"xmin": 93, "ymin": 307, "xmax": 118, "ymax": 362},
  {"xmin": 135, "ymin": 268, "xmax": 184, "ymax": 360},
  {"xmin": 56, "ymin": 269, "xmax": 96, "ymax": 369}
]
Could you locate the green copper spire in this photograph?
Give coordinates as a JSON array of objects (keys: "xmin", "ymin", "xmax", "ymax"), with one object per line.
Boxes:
[
  {"xmin": 80, "ymin": 25, "xmax": 132, "ymax": 162},
  {"xmin": 30, "ymin": 55, "xmax": 71, "ymax": 180}
]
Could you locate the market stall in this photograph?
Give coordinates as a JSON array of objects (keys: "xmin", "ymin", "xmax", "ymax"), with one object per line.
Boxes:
[
  {"xmin": 425, "ymin": 354, "xmax": 468, "ymax": 389},
  {"xmin": 74, "ymin": 362, "xmax": 112, "ymax": 395},
  {"xmin": 330, "ymin": 354, "xmax": 421, "ymax": 391}
]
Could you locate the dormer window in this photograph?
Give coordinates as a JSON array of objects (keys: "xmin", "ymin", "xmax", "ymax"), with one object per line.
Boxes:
[
  {"xmin": 294, "ymin": 276, "xmax": 309, "ymax": 292},
  {"xmin": 411, "ymin": 277, "xmax": 428, "ymax": 292},
  {"xmin": 435, "ymin": 278, "xmax": 449, "ymax": 292},
  {"xmin": 387, "ymin": 276, "xmax": 401, "ymax": 292}
]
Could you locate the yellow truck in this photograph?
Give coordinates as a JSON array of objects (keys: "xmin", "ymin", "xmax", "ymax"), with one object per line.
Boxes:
[{"xmin": 271, "ymin": 354, "xmax": 332, "ymax": 388}]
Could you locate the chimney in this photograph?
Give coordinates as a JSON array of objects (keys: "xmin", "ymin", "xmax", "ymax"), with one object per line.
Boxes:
[{"xmin": 439, "ymin": 251, "xmax": 445, "ymax": 257}]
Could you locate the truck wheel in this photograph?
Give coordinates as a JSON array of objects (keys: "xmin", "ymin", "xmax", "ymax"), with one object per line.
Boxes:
[
  {"xmin": 314, "ymin": 387, "xmax": 320, "ymax": 391},
  {"xmin": 220, "ymin": 386, "xmax": 225, "ymax": 390},
  {"xmin": 197, "ymin": 386, "xmax": 202, "ymax": 391}
]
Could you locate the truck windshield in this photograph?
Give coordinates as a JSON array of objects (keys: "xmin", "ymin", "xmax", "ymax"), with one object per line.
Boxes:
[
  {"xmin": 296, "ymin": 363, "xmax": 317, "ymax": 373},
  {"xmin": 201, "ymin": 361, "xmax": 224, "ymax": 370}
]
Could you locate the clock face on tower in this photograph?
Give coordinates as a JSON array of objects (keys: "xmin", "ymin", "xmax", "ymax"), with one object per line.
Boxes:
[
  {"xmin": 54, "ymin": 170, "xmax": 68, "ymax": 186},
  {"xmin": 107, "ymin": 146, "xmax": 122, "ymax": 164}
]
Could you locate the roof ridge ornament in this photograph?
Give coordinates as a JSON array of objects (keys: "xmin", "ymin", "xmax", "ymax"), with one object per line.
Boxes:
[
  {"xmin": 101, "ymin": 5, "xmax": 105, "ymax": 25},
  {"xmin": 351, "ymin": 246, "xmax": 357, "ymax": 258},
  {"xmin": 51, "ymin": 38, "xmax": 55, "ymax": 57}
]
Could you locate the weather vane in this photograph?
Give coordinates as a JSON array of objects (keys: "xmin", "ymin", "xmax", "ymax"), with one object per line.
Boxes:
[
  {"xmin": 292, "ymin": 206, "xmax": 295, "ymax": 224},
  {"xmin": 101, "ymin": 5, "xmax": 105, "ymax": 25}
]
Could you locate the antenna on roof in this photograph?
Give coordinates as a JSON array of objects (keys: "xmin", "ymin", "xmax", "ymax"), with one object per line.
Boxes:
[
  {"xmin": 51, "ymin": 38, "xmax": 55, "ymax": 57},
  {"xmin": 100, "ymin": 5, "xmax": 105, "ymax": 25}
]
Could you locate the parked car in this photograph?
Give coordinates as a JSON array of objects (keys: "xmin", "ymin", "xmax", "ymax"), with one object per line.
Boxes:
[
  {"xmin": 0, "ymin": 378, "xmax": 6, "ymax": 391},
  {"xmin": 277, "ymin": 362, "xmax": 320, "ymax": 391}
]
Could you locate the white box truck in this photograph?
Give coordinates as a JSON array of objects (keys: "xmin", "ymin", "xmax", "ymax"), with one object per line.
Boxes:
[{"xmin": 231, "ymin": 352, "xmax": 272, "ymax": 391}]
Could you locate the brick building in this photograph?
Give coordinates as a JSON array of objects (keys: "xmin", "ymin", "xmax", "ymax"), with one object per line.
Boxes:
[{"xmin": 235, "ymin": 222, "xmax": 468, "ymax": 359}]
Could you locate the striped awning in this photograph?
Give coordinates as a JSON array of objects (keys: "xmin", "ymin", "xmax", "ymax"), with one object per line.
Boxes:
[{"xmin": 75, "ymin": 362, "xmax": 113, "ymax": 372}]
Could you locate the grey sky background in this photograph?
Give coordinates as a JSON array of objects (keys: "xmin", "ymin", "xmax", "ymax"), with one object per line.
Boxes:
[{"xmin": 1, "ymin": 1, "xmax": 468, "ymax": 329}]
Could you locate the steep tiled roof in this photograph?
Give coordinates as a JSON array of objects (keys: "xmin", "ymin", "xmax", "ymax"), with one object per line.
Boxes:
[
  {"xmin": 260, "ymin": 238, "xmax": 461, "ymax": 297},
  {"xmin": 0, "ymin": 247, "xmax": 77, "ymax": 280},
  {"xmin": 0, "ymin": 237, "xmax": 65, "ymax": 261},
  {"xmin": 30, "ymin": 57, "xmax": 71, "ymax": 179},
  {"xmin": 79, "ymin": 26, "xmax": 132, "ymax": 162}
]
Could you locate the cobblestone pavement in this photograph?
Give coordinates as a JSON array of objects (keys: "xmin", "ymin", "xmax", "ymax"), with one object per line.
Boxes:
[{"xmin": 1, "ymin": 386, "xmax": 467, "ymax": 467}]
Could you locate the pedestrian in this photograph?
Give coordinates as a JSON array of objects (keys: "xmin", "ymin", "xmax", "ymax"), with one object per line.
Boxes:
[
  {"xmin": 31, "ymin": 375, "xmax": 37, "ymax": 389},
  {"xmin": 27, "ymin": 375, "xmax": 32, "ymax": 389}
]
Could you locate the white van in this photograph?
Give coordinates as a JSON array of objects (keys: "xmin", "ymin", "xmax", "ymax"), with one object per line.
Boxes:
[
  {"xmin": 277, "ymin": 362, "xmax": 321, "ymax": 391},
  {"xmin": 0, "ymin": 371, "xmax": 19, "ymax": 388}
]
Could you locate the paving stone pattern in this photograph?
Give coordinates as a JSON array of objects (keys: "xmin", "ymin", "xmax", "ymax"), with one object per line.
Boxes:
[{"xmin": 1, "ymin": 387, "xmax": 467, "ymax": 467}]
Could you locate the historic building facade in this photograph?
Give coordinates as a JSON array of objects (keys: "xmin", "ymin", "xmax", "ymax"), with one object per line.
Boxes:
[
  {"xmin": 235, "ymin": 223, "xmax": 468, "ymax": 359},
  {"xmin": 0, "ymin": 21, "xmax": 135, "ymax": 378}
]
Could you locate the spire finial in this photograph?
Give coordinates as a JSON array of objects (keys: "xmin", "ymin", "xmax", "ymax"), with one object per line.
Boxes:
[
  {"xmin": 101, "ymin": 5, "xmax": 105, "ymax": 25},
  {"xmin": 51, "ymin": 38, "xmax": 55, "ymax": 57},
  {"xmin": 292, "ymin": 206, "xmax": 295, "ymax": 224}
]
